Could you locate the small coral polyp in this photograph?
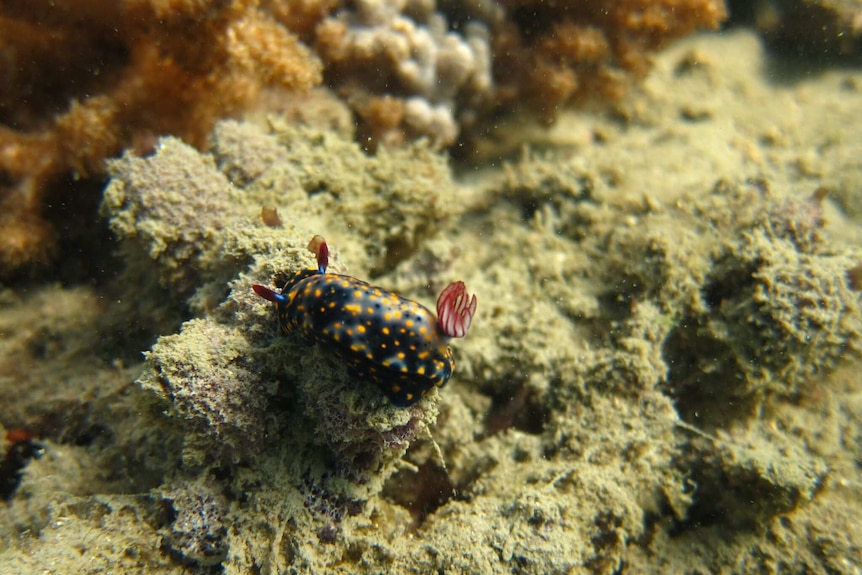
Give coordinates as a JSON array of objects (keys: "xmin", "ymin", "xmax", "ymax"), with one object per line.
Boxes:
[{"xmin": 254, "ymin": 235, "xmax": 476, "ymax": 406}]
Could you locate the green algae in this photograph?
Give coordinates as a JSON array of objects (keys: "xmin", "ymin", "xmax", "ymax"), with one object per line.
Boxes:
[{"xmin": 3, "ymin": 29, "xmax": 862, "ymax": 575}]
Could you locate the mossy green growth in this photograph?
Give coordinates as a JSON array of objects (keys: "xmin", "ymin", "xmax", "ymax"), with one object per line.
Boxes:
[
  {"xmin": 99, "ymin": 118, "xmax": 457, "ymax": 529},
  {"xmin": 102, "ymin": 118, "xmax": 458, "ymax": 308}
]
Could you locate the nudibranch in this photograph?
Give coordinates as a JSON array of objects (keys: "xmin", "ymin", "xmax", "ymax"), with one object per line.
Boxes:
[{"xmin": 253, "ymin": 236, "xmax": 477, "ymax": 407}]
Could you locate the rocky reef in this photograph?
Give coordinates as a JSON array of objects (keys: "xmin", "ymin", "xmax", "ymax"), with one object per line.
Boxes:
[
  {"xmin": 2, "ymin": 20, "xmax": 862, "ymax": 575},
  {"xmin": 0, "ymin": 0, "xmax": 726, "ymax": 276}
]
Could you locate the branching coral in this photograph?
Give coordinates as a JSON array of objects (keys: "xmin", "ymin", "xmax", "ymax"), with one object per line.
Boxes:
[
  {"xmin": 492, "ymin": 0, "xmax": 727, "ymax": 125},
  {"xmin": 1, "ymin": 0, "xmax": 727, "ymax": 277},
  {"xmin": 315, "ymin": 0, "xmax": 494, "ymax": 150},
  {"xmin": 0, "ymin": 0, "xmax": 322, "ymax": 277}
]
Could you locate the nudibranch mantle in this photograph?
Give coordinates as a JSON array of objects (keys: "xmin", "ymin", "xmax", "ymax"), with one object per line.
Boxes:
[{"xmin": 254, "ymin": 236, "xmax": 477, "ymax": 407}]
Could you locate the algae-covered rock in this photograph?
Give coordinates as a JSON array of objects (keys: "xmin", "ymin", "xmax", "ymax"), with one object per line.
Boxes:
[
  {"xmin": 0, "ymin": 492, "xmax": 175, "ymax": 575},
  {"xmin": 5, "ymin": 30, "xmax": 862, "ymax": 575},
  {"xmin": 663, "ymin": 188, "xmax": 862, "ymax": 424},
  {"xmin": 140, "ymin": 319, "xmax": 271, "ymax": 464},
  {"xmin": 160, "ymin": 477, "xmax": 230, "ymax": 566},
  {"xmin": 102, "ymin": 139, "xmax": 238, "ymax": 297},
  {"xmin": 99, "ymin": 118, "xmax": 459, "ymax": 541},
  {"xmin": 682, "ymin": 425, "xmax": 829, "ymax": 528},
  {"xmin": 102, "ymin": 119, "xmax": 459, "ymax": 304}
]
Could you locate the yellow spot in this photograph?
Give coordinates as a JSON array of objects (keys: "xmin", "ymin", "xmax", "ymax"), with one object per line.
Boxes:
[
  {"xmin": 397, "ymin": 352, "xmax": 405, "ymax": 359},
  {"xmin": 344, "ymin": 304, "xmax": 361, "ymax": 314},
  {"xmin": 354, "ymin": 290, "xmax": 362, "ymax": 298},
  {"xmin": 329, "ymin": 301, "xmax": 336, "ymax": 308},
  {"xmin": 417, "ymin": 367, "xmax": 425, "ymax": 375},
  {"xmin": 401, "ymin": 366, "xmax": 408, "ymax": 373},
  {"xmin": 406, "ymin": 393, "xmax": 414, "ymax": 401},
  {"xmin": 358, "ymin": 325, "xmax": 366, "ymax": 333},
  {"xmin": 341, "ymin": 280, "xmax": 350, "ymax": 288},
  {"xmin": 384, "ymin": 313, "xmax": 392, "ymax": 321},
  {"xmin": 419, "ymin": 327, "xmax": 427, "ymax": 335},
  {"xmin": 346, "ymin": 329, "xmax": 353, "ymax": 336},
  {"xmin": 405, "ymin": 320, "xmax": 414, "ymax": 328},
  {"xmin": 394, "ymin": 311, "xmax": 402, "ymax": 319},
  {"xmin": 383, "ymin": 360, "xmax": 391, "ymax": 367},
  {"xmin": 314, "ymin": 289, "xmax": 322, "ymax": 297},
  {"xmin": 418, "ymin": 351, "xmax": 429, "ymax": 359},
  {"xmin": 319, "ymin": 307, "xmax": 325, "ymax": 313},
  {"xmin": 366, "ymin": 353, "xmax": 373, "ymax": 359},
  {"xmin": 381, "ymin": 343, "xmax": 387, "ymax": 349},
  {"xmin": 394, "ymin": 340, "xmax": 401, "ymax": 346},
  {"xmin": 392, "ymin": 385, "xmax": 401, "ymax": 393},
  {"xmin": 382, "ymin": 327, "xmax": 390, "ymax": 335},
  {"xmin": 367, "ymin": 307, "xmax": 374, "ymax": 314},
  {"xmin": 334, "ymin": 322, "xmax": 341, "ymax": 330}
]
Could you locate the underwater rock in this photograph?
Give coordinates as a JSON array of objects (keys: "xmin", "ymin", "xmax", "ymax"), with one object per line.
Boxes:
[
  {"xmin": 682, "ymin": 425, "xmax": 828, "ymax": 529},
  {"xmin": 160, "ymin": 478, "xmax": 230, "ymax": 566},
  {"xmin": 140, "ymin": 319, "xmax": 270, "ymax": 465},
  {"xmin": 750, "ymin": 0, "xmax": 862, "ymax": 56},
  {"xmin": 101, "ymin": 118, "xmax": 460, "ymax": 499}
]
